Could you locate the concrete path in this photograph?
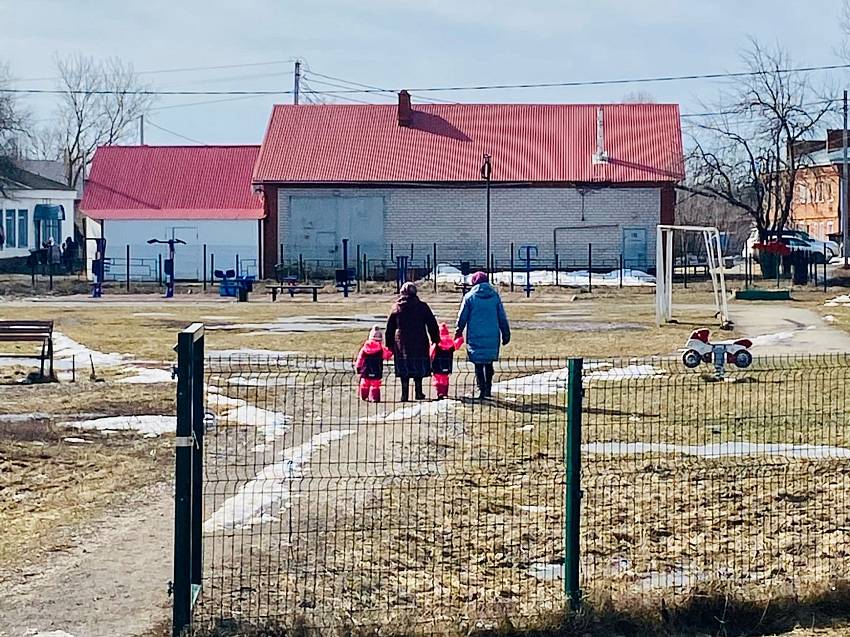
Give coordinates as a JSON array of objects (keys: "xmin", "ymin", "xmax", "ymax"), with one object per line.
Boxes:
[{"xmin": 729, "ymin": 303, "xmax": 850, "ymax": 356}]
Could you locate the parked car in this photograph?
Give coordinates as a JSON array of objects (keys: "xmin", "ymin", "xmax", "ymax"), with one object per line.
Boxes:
[{"xmin": 742, "ymin": 228, "xmax": 838, "ymax": 261}]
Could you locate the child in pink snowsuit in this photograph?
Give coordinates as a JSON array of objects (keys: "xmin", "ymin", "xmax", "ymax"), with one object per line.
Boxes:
[
  {"xmin": 354, "ymin": 326, "xmax": 393, "ymax": 402},
  {"xmin": 430, "ymin": 323, "xmax": 464, "ymax": 399}
]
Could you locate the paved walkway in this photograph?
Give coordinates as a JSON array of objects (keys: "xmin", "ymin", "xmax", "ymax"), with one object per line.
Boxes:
[{"xmin": 729, "ymin": 303, "xmax": 850, "ymax": 356}]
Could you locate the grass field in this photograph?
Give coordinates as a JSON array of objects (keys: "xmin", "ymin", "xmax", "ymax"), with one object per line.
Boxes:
[{"xmin": 3, "ymin": 283, "xmax": 850, "ymax": 636}]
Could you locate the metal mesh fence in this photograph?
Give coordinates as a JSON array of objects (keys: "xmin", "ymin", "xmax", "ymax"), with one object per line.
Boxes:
[
  {"xmin": 582, "ymin": 355, "xmax": 850, "ymax": 602},
  {"xmin": 188, "ymin": 353, "xmax": 850, "ymax": 634}
]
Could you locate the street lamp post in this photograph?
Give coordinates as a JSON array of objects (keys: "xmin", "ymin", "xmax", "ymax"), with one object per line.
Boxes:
[{"xmin": 481, "ymin": 153, "xmax": 492, "ymax": 272}]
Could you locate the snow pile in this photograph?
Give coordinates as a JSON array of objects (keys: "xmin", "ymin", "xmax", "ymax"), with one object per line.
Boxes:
[
  {"xmin": 203, "ymin": 429, "xmax": 354, "ymax": 531},
  {"xmin": 824, "ymin": 294, "xmax": 850, "ymax": 307},
  {"xmin": 583, "ymin": 441, "xmax": 850, "ymax": 459},
  {"xmin": 61, "ymin": 415, "xmax": 176, "ymax": 437},
  {"xmin": 586, "ymin": 364, "xmax": 663, "ymax": 381},
  {"xmin": 432, "ymin": 264, "xmax": 655, "ymax": 287}
]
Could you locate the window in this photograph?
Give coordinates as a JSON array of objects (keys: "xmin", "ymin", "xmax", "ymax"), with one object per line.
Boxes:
[
  {"xmin": 797, "ymin": 184, "xmax": 810, "ymax": 203},
  {"xmin": 828, "ymin": 221, "xmax": 835, "ymax": 234},
  {"xmin": 816, "ymin": 182, "xmax": 825, "ymax": 203},
  {"xmin": 4, "ymin": 210, "xmax": 15, "ymax": 248},
  {"xmin": 41, "ymin": 219, "xmax": 61, "ymax": 245},
  {"xmin": 17, "ymin": 210, "xmax": 27, "ymax": 248}
]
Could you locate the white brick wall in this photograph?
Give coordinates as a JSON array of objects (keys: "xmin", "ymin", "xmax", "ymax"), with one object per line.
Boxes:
[{"xmin": 277, "ymin": 186, "xmax": 660, "ymax": 269}]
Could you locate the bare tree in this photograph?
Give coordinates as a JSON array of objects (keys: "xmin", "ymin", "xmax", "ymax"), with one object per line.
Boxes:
[
  {"xmin": 0, "ymin": 63, "xmax": 29, "ymax": 197},
  {"xmin": 685, "ymin": 40, "xmax": 835, "ymax": 240},
  {"xmin": 621, "ymin": 90, "xmax": 656, "ymax": 103},
  {"xmin": 51, "ymin": 54, "xmax": 152, "ymax": 189}
]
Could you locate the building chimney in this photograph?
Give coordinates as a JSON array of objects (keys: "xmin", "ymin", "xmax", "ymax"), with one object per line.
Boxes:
[
  {"xmin": 398, "ymin": 90, "xmax": 413, "ymax": 127},
  {"xmin": 592, "ymin": 106, "xmax": 609, "ymax": 164}
]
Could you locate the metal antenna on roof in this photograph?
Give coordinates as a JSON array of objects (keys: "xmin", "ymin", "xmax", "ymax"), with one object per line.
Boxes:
[{"xmin": 592, "ymin": 106, "xmax": 609, "ymax": 165}]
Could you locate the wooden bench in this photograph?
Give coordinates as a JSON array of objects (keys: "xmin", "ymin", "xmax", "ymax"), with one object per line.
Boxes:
[{"xmin": 0, "ymin": 320, "xmax": 54, "ymax": 379}]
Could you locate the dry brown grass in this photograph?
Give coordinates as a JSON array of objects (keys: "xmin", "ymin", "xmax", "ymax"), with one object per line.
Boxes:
[{"xmin": 0, "ymin": 418, "xmax": 171, "ymax": 571}]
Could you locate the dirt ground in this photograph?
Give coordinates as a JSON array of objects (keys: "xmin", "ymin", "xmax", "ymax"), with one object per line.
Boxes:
[{"xmin": 2, "ymin": 283, "xmax": 850, "ymax": 636}]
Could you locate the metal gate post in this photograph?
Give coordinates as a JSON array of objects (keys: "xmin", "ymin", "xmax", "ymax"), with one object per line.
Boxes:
[
  {"xmin": 190, "ymin": 328, "xmax": 205, "ymax": 592},
  {"xmin": 565, "ymin": 358, "xmax": 583, "ymax": 609},
  {"xmin": 173, "ymin": 323, "xmax": 204, "ymax": 637}
]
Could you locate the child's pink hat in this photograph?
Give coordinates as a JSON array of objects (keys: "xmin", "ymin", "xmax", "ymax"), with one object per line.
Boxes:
[{"xmin": 368, "ymin": 325, "xmax": 383, "ymax": 341}]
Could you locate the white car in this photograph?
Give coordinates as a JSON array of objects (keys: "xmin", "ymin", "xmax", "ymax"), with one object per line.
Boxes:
[{"xmin": 742, "ymin": 229, "xmax": 838, "ymax": 262}]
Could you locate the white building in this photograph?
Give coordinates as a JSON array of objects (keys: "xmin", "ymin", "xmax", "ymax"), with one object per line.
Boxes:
[
  {"xmin": 0, "ymin": 167, "xmax": 77, "ymax": 260},
  {"xmin": 80, "ymin": 145, "xmax": 263, "ymax": 281}
]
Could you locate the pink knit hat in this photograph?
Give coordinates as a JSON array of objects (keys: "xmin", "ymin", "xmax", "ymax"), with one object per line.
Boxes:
[{"xmin": 470, "ymin": 271, "xmax": 489, "ymax": 286}]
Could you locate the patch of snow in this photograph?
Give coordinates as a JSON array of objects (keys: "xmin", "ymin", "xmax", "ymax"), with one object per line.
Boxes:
[
  {"xmin": 60, "ymin": 415, "xmax": 176, "ymax": 437},
  {"xmin": 204, "ymin": 429, "xmax": 354, "ymax": 532},
  {"xmin": 516, "ymin": 424, "xmax": 535, "ymax": 432},
  {"xmin": 210, "ymin": 393, "xmax": 291, "ymax": 441},
  {"xmin": 750, "ymin": 331, "xmax": 795, "ymax": 347},
  {"xmin": 586, "ymin": 364, "xmax": 663, "ymax": 381},
  {"xmin": 207, "ymin": 348, "xmax": 302, "ymax": 358},
  {"xmin": 825, "ymin": 294, "xmax": 850, "ymax": 306},
  {"xmin": 380, "ymin": 400, "xmax": 460, "ymax": 422},
  {"xmin": 117, "ymin": 367, "xmax": 174, "ymax": 384},
  {"xmin": 492, "ymin": 368, "xmax": 570, "ymax": 395},
  {"xmin": 63, "ymin": 437, "xmax": 92, "ymax": 444},
  {"xmin": 0, "ymin": 412, "xmax": 50, "ymax": 423},
  {"xmin": 227, "ymin": 376, "xmax": 300, "ymax": 387},
  {"xmin": 207, "ymin": 315, "xmax": 384, "ymax": 334},
  {"xmin": 30, "ymin": 631, "xmax": 78, "ymax": 637},
  {"xmin": 52, "ymin": 333, "xmax": 126, "ymax": 367},
  {"xmin": 434, "ymin": 266, "xmax": 655, "ymax": 287},
  {"xmin": 527, "ymin": 562, "xmax": 563, "ymax": 581},
  {"xmin": 582, "ymin": 441, "xmax": 850, "ymax": 459},
  {"xmin": 518, "ymin": 505, "xmax": 550, "ymax": 513},
  {"xmin": 824, "ymin": 315, "xmax": 837, "ymax": 323}
]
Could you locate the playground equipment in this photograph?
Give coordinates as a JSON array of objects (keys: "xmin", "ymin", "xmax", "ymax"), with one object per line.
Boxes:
[
  {"xmin": 518, "ymin": 245, "xmax": 538, "ymax": 298},
  {"xmin": 147, "ymin": 238, "xmax": 186, "ymax": 298},
  {"xmin": 214, "ymin": 269, "xmax": 254, "ymax": 301},
  {"xmin": 682, "ymin": 328, "xmax": 753, "ymax": 378},
  {"xmin": 656, "ymin": 225, "xmax": 731, "ymax": 329},
  {"xmin": 87, "ymin": 237, "xmax": 107, "ymax": 298}
]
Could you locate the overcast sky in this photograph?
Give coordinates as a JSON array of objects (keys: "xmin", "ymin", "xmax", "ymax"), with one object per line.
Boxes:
[{"xmin": 1, "ymin": 0, "xmax": 846, "ymax": 146}]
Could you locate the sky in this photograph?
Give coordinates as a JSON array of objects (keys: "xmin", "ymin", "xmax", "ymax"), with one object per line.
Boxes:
[{"xmin": 1, "ymin": 0, "xmax": 847, "ymax": 146}]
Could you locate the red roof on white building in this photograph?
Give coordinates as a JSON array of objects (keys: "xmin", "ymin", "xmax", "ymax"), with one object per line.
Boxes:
[
  {"xmin": 253, "ymin": 102, "xmax": 684, "ymax": 184},
  {"xmin": 81, "ymin": 145, "xmax": 263, "ymax": 220}
]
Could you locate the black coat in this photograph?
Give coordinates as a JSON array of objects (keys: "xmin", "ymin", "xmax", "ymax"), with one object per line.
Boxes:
[{"xmin": 385, "ymin": 296, "xmax": 439, "ymax": 378}]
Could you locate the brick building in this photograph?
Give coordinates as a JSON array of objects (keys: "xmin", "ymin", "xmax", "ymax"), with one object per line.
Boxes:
[
  {"xmin": 790, "ymin": 131, "xmax": 850, "ymax": 241},
  {"xmin": 253, "ymin": 95, "xmax": 684, "ymax": 276}
]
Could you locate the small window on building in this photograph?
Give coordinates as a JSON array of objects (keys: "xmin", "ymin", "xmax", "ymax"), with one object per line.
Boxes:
[
  {"xmin": 828, "ymin": 221, "xmax": 835, "ymax": 234},
  {"xmin": 17, "ymin": 210, "xmax": 27, "ymax": 248},
  {"xmin": 815, "ymin": 182, "xmax": 825, "ymax": 202},
  {"xmin": 797, "ymin": 184, "xmax": 810, "ymax": 203},
  {"xmin": 4, "ymin": 210, "xmax": 15, "ymax": 249}
]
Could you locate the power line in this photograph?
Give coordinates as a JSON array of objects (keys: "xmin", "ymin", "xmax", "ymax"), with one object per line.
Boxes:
[
  {"xmin": 149, "ymin": 94, "xmax": 273, "ymax": 112},
  {"xmin": 7, "ymin": 61, "xmax": 849, "ymax": 97},
  {"xmin": 11, "ymin": 59, "xmax": 295, "ymax": 84},
  {"xmin": 145, "ymin": 119, "xmax": 205, "ymax": 144},
  {"xmin": 305, "ymin": 70, "xmax": 456, "ymax": 104}
]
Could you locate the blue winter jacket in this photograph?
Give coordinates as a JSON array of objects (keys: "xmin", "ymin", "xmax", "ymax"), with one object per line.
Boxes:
[{"xmin": 456, "ymin": 282, "xmax": 511, "ymax": 364}]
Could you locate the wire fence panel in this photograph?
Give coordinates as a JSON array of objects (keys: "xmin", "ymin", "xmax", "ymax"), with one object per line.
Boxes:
[
  {"xmin": 186, "ymin": 353, "xmax": 850, "ymax": 634},
  {"xmin": 582, "ymin": 355, "xmax": 850, "ymax": 604},
  {"xmin": 196, "ymin": 356, "xmax": 570, "ymax": 633}
]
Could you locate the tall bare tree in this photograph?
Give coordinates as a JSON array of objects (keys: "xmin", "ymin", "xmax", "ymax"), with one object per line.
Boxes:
[
  {"xmin": 0, "ymin": 62, "xmax": 29, "ymax": 197},
  {"xmin": 685, "ymin": 40, "xmax": 835, "ymax": 240},
  {"xmin": 50, "ymin": 54, "xmax": 152, "ymax": 189}
]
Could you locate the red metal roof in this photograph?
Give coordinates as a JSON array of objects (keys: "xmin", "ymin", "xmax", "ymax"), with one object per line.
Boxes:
[
  {"xmin": 81, "ymin": 145, "xmax": 263, "ymax": 220},
  {"xmin": 253, "ymin": 103, "xmax": 684, "ymax": 184}
]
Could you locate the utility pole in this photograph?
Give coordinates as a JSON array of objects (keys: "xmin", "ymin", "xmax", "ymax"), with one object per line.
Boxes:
[
  {"xmin": 843, "ymin": 89, "xmax": 848, "ymax": 267},
  {"xmin": 294, "ymin": 60, "xmax": 301, "ymax": 105},
  {"xmin": 481, "ymin": 154, "xmax": 492, "ymax": 272},
  {"xmin": 139, "ymin": 114, "xmax": 144, "ymax": 145}
]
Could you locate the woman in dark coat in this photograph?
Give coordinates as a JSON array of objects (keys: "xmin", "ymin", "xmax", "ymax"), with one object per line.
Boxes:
[{"xmin": 385, "ymin": 282, "xmax": 440, "ymax": 401}]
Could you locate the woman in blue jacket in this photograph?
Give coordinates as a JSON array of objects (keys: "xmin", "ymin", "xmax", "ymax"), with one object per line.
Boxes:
[{"xmin": 455, "ymin": 271, "xmax": 511, "ymax": 399}]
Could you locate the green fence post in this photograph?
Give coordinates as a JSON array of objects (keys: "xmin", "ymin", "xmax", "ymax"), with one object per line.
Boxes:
[
  {"xmin": 565, "ymin": 357, "xmax": 583, "ymax": 609},
  {"xmin": 173, "ymin": 323, "xmax": 204, "ymax": 637},
  {"xmin": 190, "ymin": 327, "xmax": 205, "ymax": 594}
]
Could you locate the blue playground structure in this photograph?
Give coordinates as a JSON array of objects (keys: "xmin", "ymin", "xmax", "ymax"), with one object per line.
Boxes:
[{"xmin": 215, "ymin": 269, "xmax": 255, "ymax": 301}]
